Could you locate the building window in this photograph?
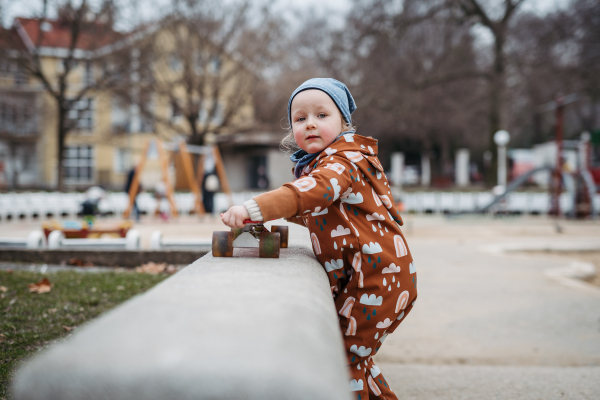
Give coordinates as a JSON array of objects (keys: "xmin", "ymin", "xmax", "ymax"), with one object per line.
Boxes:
[
  {"xmin": 248, "ymin": 155, "xmax": 269, "ymax": 189},
  {"xmin": 63, "ymin": 145, "xmax": 94, "ymax": 182},
  {"xmin": 84, "ymin": 61, "xmax": 95, "ymax": 86},
  {"xmin": 67, "ymin": 98, "xmax": 95, "ymax": 131},
  {"xmin": 113, "ymin": 148, "xmax": 130, "ymax": 173},
  {"xmin": 111, "ymin": 98, "xmax": 130, "ymax": 133},
  {"xmin": 0, "ymin": 102, "xmax": 35, "ymax": 135}
]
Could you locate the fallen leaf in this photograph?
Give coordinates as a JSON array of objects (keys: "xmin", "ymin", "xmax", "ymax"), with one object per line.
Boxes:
[
  {"xmin": 135, "ymin": 262, "xmax": 166, "ymax": 275},
  {"xmin": 0, "ymin": 286, "xmax": 7, "ymax": 292},
  {"xmin": 6, "ymin": 269, "xmax": 13, "ymax": 273},
  {"xmin": 165, "ymin": 265, "xmax": 179, "ymax": 275},
  {"xmin": 28, "ymin": 277, "xmax": 52, "ymax": 294},
  {"xmin": 116, "ymin": 286, "xmax": 125, "ymax": 290},
  {"xmin": 63, "ymin": 326, "xmax": 73, "ymax": 332},
  {"xmin": 0, "ymin": 334, "xmax": 5, "ymax": 343},
  {"xmin": 48, "ymin": 308, "xmax": 57, "ymax": 313}
]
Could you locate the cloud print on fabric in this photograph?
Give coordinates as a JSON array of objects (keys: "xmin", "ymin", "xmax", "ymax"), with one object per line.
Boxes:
[
  {"xmin": 350, "ymin": 345, "xmax": 372, "ymax": 357},
  {"xmin": 366, "ymin": 212, "xmax": 385, "ymax": 221},
  {"xmin": 330, "ymin": 178, "xmax": 341, "ymax": 201},
  {"xmin": 359, "ymin": 293, "xmax": 383, "ymax": 306},
  {"xmin": 362, "ymin": 242, "xmax": 383, "ymax": 254},
  {"xmin": 349, "ymin": 379, "xmax": 363, "ymax": 391},
  {"xmin": 331, "ymin": 225, "xmax": 351, "ymax": 238},
  {"xmin": 382, "ymin": 263, "xmax": 401, "ymax": 274},
  {"xmin": 410, "ymin": 262, "xmax": 416, "ymax": 274},
  {"xmin": 311, "ymin": 207, "xmax": 328, "ymax": 216},
  {"xmin": 370, "ymin": 365, "xmax": 381, "ymax": 378},
  {"xmin": 376, "ymin": 318, "xmax": 393, "ymax": 329},
  {"xmin": 325, "ymin": 147, "xmax": 337, "ymax": 156},
  {"xmin": 325, "ymin": 259, "xmax": 344, "ymax": 272},
  {"xmin": 341, "ymin": 191, "xmax": 364, "ymax": 204}
]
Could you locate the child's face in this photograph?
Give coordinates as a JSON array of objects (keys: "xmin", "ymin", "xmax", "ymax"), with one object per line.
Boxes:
[{"xmin": 291, "ymin": 89, "xmax": 344, "ymax": 154}]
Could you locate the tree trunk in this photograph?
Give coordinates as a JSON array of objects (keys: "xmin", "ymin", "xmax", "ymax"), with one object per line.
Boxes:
[
  {"xmin": 56, "ymin": 106, "xmax": 66, "ymax": 192},
  {"xmin": 485, "ymin": 32, "xmax": 506, "ymax": 186}
]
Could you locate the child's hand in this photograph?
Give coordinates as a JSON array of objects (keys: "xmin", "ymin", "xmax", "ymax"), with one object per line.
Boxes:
[{"xmin": 221, "ymin": 205, "xmax": 250, "ymax": 228}]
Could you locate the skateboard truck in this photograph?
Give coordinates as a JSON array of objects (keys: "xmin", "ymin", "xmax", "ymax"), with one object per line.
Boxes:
[{"xmin": 212, "ymin": 217, "xmax": 289, "ymax": 258}]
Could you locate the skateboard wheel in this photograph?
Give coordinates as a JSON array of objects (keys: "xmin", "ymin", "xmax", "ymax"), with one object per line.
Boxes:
[
  {"xmin": 259, "ymin": 232, "xmax": 280, "ymax": 258},
  {"xmin": 212, "ymin": 231, "xmax": 233, "ymax": 257},
  {"xmin": 270, "ymin": 226, "xmax": 288, "ymax": 248}
]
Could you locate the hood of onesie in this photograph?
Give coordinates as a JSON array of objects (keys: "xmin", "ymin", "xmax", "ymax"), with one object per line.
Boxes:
[{"xmin": 287, "ymin": 78, "xmax": 357, "ymax": 128}]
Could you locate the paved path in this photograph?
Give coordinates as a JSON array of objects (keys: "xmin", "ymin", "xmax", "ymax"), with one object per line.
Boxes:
[{"xmin": 372, "ymin": 216, "xmax": 600, "ymax": 399}]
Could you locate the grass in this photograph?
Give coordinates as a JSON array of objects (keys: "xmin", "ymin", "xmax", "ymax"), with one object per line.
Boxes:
[{"xmin": 0, "ymin": 269, "xmax": 168, "ymax": 399}]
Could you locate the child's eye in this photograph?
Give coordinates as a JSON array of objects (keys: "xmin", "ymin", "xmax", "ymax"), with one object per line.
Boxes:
[
  {"xmin": 318, "ymin": 113, "xmax": 327, "ymax": 118},
  {"xmin": 296, "ymin": 117, "xmax": 305, "ymax": 122}
]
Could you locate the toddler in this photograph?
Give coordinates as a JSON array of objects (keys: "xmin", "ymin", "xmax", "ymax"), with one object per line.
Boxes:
[{"xmin": 221, "ymin": 78, "xmax": 417, "ymax": 400}]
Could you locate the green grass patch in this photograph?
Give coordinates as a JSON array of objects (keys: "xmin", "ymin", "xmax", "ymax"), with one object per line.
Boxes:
[{"xmin": 0, "ymin": 269, "xmax": 168, "ymax": 399}]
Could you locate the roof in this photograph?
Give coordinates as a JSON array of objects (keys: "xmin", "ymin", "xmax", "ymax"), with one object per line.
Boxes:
[
  {"xmin": 0, "ymin": 27, "xmax": 27, "ymax": 50},
  {"xmin": 15, "ymin": 17, "xmax": 125, "ymax": 51}
]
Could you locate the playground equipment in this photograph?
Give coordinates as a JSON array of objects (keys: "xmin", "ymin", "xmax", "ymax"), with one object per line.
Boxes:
[
  {"xmin": 48, "ymin": 229, "xmax": 141, "ymax": 250},
  {"xmin": 42, "ymin": 220, "xmax": 133, "ymax": 239},
  {"xmin": 479, "ymin": 94, "xmax": 598, "ymax": 218},
  {"xmin": 124, "ymin": 139, "xmax": 233, "ymax": 219},
  {"xmin": 212, "ymin": 222, "xmax": 289, "ymax": 258},
  {"xmin": 0, "ymin": 231, "xmax": 46, "ymax": 249}
]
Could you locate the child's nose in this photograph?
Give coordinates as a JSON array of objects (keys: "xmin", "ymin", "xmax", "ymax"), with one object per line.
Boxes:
[{"xmin": 306, "ymin": 116, "xmax": 317, "ymax": 129}]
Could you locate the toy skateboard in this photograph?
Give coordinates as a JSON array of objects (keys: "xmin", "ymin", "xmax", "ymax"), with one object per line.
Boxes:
[{"xmin": 212, "ymin": 219, "xmax": 288, "ymax": 258}]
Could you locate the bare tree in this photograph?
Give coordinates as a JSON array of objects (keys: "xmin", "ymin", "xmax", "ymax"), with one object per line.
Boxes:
[
  {"xmin": 1, "ymin": 0, "xmax": 137, "ymax": 190},
  {"xmin": 140, "ymin": 0, "xmax": 280, "ymax": 146}
]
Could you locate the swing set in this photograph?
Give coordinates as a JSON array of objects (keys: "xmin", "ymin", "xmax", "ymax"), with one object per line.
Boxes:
[{"xmin": 123, "ymin": 139, "xmax": 233, "ymax": 219}]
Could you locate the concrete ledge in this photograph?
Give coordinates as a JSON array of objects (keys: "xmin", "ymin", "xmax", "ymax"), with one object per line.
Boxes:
[
  {"xmin": 0, "ymin": 249, "xmax": 209, "ymax": 267},
  {"xmin": 11, "ymin": 224, "xmax": 352, "ymax": 400}
]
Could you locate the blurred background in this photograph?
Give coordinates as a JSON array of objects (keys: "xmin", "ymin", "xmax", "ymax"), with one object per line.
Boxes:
[{"xmin": 0, "ymin": 0, "xmax": 598, "ymax": 218}]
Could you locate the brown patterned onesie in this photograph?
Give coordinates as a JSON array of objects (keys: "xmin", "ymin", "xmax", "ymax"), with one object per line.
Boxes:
[{"xmin": 254, "ymin": 133, "xmax": 417, "ymax": 400}]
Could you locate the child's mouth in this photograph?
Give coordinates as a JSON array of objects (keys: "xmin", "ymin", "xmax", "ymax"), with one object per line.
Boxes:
[{"xmin": 306, "ymin": 135, "xmax": 319, "ymax": 140}]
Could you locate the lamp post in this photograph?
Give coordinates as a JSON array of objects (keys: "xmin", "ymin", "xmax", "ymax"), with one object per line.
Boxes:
[{"xmin": 493, "ymin": 130, "xmax": 510, "ymax": 188}]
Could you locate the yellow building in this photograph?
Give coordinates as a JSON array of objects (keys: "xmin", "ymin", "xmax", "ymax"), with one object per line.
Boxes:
[{"xmin": 0, "ymin": 17, "xmax": 254, "ymax": 191}]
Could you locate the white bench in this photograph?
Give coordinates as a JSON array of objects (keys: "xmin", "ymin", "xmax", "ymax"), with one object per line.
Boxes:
[{"xmin": 0, "ymin": 231, "xmax": 46, "ymax": 249}]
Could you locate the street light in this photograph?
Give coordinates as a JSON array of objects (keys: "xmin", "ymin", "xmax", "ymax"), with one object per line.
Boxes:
[{"xmin": 493, "ymin": 130, "xmax": 510, "ymax": 188}]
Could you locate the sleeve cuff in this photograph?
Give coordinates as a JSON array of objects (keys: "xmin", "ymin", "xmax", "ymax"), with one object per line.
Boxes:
[{"xmin": 243, "ymin": 199, "xmax": 264, "ymax": 222}]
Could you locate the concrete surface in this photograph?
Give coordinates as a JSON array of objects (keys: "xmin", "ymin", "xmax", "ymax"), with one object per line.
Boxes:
[
  {"xmin": 5, "ymin": 214, "xmax": 600, "ymax": 399},
  {"xmin": 10, "ymin": 222, "xmax": 352, "ymax": 400},
  {"xmin": 380, "ymin": 364, "xmax": 600, "ymax": 400},
  {"xmin": 373, "ymin": 215, "xmax": 600, "ymax": 399}
]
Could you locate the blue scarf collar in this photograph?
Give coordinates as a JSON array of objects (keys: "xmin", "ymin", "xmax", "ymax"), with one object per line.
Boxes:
[{"xmin": 290, "ymin": 131, "xmax": 354, "ymax": 179}]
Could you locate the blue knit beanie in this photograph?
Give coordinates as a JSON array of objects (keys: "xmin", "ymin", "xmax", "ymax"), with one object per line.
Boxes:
[{"xmin": 287, "ymin": 78, "xmax": 357, "ymax": 127}]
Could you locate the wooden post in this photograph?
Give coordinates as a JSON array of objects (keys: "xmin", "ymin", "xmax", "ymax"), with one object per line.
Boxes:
[
  {"xmin": 123, "ymin": 141, "xmax": 150, "ymax": 219},
  {"xmin": 179, "ymin": 141, "xmax": 205, "ymax": 215},
  {"xmin": 157, "ymin": 139, "xmax": 179, "ymax": 218},
  {"xmin": 211, "ymin": 145, "xmax": 234, "ymax": 208}
]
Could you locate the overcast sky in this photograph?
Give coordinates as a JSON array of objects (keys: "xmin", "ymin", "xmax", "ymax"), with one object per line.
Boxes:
[{"xmin": 3, "ymin": 0, "xmax": 571, "ymax": 27}]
